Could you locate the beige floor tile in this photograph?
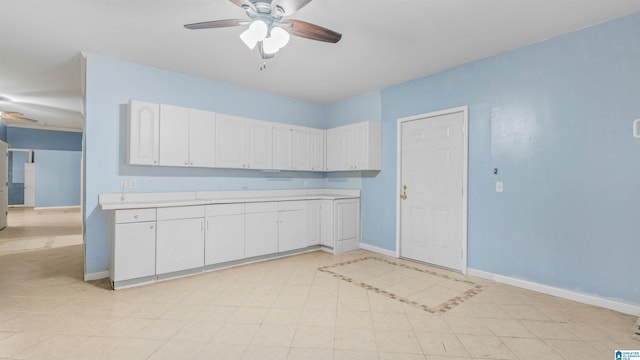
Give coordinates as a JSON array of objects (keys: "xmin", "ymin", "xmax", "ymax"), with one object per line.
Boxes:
[
  {"xmin": 212, "ymin": 324, "xmax": 259, "ymax": 345},
  {"xmin": 414, "ymin": 332, "xmax": 469, "ymax": 357},
  {"xmin": 12, "ymin": 334, "xmax": 86, "ymax": 360},
  {"xmin": 500, "ymin": 304, "xmax": 552, "ymax": 321},
  {"xmin": 250, "ymin": 325, "xmax": 296, "ymax": 347},
  {"xmin": 466, "ymin": 303, "xmax": 511, "ymax": 319},
  {"xmin": 544, "ymin": 339, "xmax": 603, "ymax": 360},
  {"xmin": 241, "ymin": 293, "xmax": 278, "ymax": 308},
  {"xmin": 228, "ymin": 307, "xmax": 269, "ymax": 324},
  {"xmin": 444, "ymin": 316, "xmax": 493, "ymax": 335},
  {"xmin": 263, "ymin": 308, "xmax": 302, "ymax": 325},
  {"xmin": 336, "ymin": 309, "xmax": 374, "ymax": 329},
  {"xmin": 520, "ymin": 320, "xmax": 580, "ymax": 340},
  {"xmin": 195, "ymin": 305, "xmax": 237, "ymax": 322},
  {"xmin": 147, "ymin": 340, "xmax": 206, "ymax": 360},
  {"xmin": 304, "ymin": 295, "xmax": 338, "ymax": 310},
  {"xmin": 241, "ymin": 345, "xmax": 289, "ymax": 360},
  {"xmin": 291, "ymin": 326, "xmax": 335, "ymax": 349},
  {"xmin": 171, "ymin": 320, "xmax": 223, "ymax": 342},
  {"xmin": 375, "ymin": 329, "xmax": 422, "ymax": 354},
  {"xmin": 135, "ymin": 319, "xmax": 187, "ymax": 340},
  {"xmin": 195, "ymin": 343, "xmax": 247, "ymax": 360},
  {"xmin": 159, "ymin": 303, "xmax": 206, "ymax": 320},
  {"xmin": 501, "ymin": 337, "xmax": 563, "ymax": 360},
  {"xmin": 481, "ymin": 318, "xmax": 536, "ymax": 338},
  {"xmin": 298, "ymin": 308, "xmax": 336, "ymax": 327},
  {"xmin": 104, "ymin": 338, "xmax": 166, "ymax": 360},
  {"xmin": 379, "ymin": 353, "xmax": 426, "ymax": 360},
  {"xmin": 334, "ymin": 327, "xmax": 378, "ymax": 351},
  {"xmin": 372, "ymin": 311, "xmax": 412, "ymax": 331},
  {"xmin": 408, "ymin": 314, "xmax": 452, "ymax": 333},
  {"xmin": 54, "ymin": 336, "xmax": 125, "ymax": 360},
  {"xmin": 99, "ymin": 317, "xmax": 153, "ymax": 337},
  {"xmin": 333, "ymin": 349, "xmax": 380, "ymax": 360},
  {"xmin": 457, "ymin": 334, "xmax": 516, "ymax": 359},
  {"xmin": 286, "ymin": 347, "xmax": 333, "ymax": 360}
]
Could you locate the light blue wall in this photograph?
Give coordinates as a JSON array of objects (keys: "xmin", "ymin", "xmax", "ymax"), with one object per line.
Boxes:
[
  {"xmin": 84, "ymin": 54, "xmax": 329, "ymax": 274},
  {"xmin": 7, "ymin": 127, "xmax": 82, "ymax": 151},
  {"xmin": 354, "ymin": 12, "xmax": 640, "ymax": 305},
  {"xmin": 34, "ymin": 150, "xmax": 81, "ymax": 207}
]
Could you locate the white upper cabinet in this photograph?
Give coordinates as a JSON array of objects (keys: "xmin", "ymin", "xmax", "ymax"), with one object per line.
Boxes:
[
  {"xmin": 308, "ymin": 128, "xmax": 325, "ymax": 171},
  {"xmin": 128, "ymin": 100, "xmax": 160, "ymax": 166},
  {"xmin": 215, "ymin": 113, "xmax": 246, "ymax": 168},
  {"xmin": 216, "ymin": 114, "xmax": 272, "ymax": 169},
  {"xmin": 273, "ymin": 124, "xmax": 323, "ymax": 171},
  {"xmin": 325, "ymin": 121, "xmax": 381, "ymax": 171},
  {"xmin": 189, "ymin": 109, "xmax": 216, "ymax": 168},
  {"xmin": 246, "ymin": 119, "xmax": 273, "ymax": 169},
  {"xmin": 272, "ymin": 124, "xmax": 293, "ymax": 170},
  {"xmin": 159, "ymin": 104, "xmax": 190, "ymax": 167}
]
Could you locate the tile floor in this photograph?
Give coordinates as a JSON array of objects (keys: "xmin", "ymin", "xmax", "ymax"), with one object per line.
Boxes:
[
  {"xmin": 0, "ymin": 208, "xmax": 637, "ymax": 359},
  {"xmin": 0, "ymin": 207, "xmax": 82, "ymax": 255},
  {"xmin": 0, "ymin": 241, "xmax": 638, "ymax": 359}
]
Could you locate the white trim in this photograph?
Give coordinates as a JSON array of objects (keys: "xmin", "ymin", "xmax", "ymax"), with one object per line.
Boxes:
[
  {"xmin": 84, "ymin": 270, "xmax": 109, "ymax": 281},
  {"xmin": 396, "ymin": 106, "xmax": 469, "ymax": 274},
  {"xmin": 34, "ymin": 205, "xmax": 81, "ymax": 210},
  {"xmin": 468, "ymin": 268, "xmax": 640, "ymax": 316},
  {"xmin": 359, "ymin": 242, "xmax": 397, "ymax": 257}
]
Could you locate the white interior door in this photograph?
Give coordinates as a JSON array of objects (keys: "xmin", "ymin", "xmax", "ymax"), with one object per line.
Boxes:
[
  {"xmin": 0, "ymin": 141, "xmax": 8, "ymax": 229},
  {"xmin": 24, "ymin": 163, "xmax": 35, "ymax": 207},
  {"xmin": 398, "ymin": 107, "xmax": 467, "ymax": 272}
]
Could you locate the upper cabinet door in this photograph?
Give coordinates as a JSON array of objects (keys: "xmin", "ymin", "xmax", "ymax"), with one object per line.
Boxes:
[
  {"xmin": 325, "ymin": 127, "xmax": 341, "ymax": 171},
  {"xmin": 292, "ymin": 126, "xmax": 310, "ymax": 171},
  {"xmin": 215, "ymin": 113, "xmax": 246, "ymax": 169},
  {"xmin": 159, "ymin": 104, "xmax": 190, "ymax": 167},
  {"xmin": 308, "ymin": 128, "xmax": 324, "ymax": 172},
  {"xmin": 129, "ymin": 100, "xmax": 160, "ymax": 165},
  {"xmin": 353, "ymin": 121, "xmax": 381, "ymax": 170},
  {"xmin": 272, "ymin": 124, "xmax": 292, "ymax": 170},
  {"xmin": 189, "ymin": 109, "xmax": 216, "ymax": 168},
  {"xmin": 246, "ymin": 119, "xmax": 273, "ymax": 170}
]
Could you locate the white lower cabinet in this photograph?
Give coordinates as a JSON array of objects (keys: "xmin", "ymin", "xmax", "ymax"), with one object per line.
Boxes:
[
  {"xmin": 278, "ymin": 201, "xmax": 308, "ymax": 252},
  {"xmin": 108, "ymin": 194, "xmax": 360, "ymax": 289},
  {"xmin": 308, "ymin": 200, "xmax": 321, "ymax": 246},
  {"xmin": 205, "ymin": 204, "xmax": 245, "ymax": 265},
  {"xmin": 156, "ymin": 206, "xmax": 205, "ymax": 275},
  {"xmin": 245, "ymin": 202, "xmax": 279, "ymax": 258},
  {"xmin": 111, "ymin": 209, "xmax": 156, "ymax": 286},
  {"xmin": 321, "ymin": 198, "xmax": 360, "ymax": 253}
]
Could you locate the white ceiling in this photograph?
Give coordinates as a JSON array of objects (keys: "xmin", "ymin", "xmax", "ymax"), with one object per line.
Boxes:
[{"xmin": 1, "ymin": 0, "xmax": 639, "ymax": 131}]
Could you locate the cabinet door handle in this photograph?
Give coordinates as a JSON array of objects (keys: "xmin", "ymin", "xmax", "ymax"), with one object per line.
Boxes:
[
  {"xmin": 206, "ymin": 220, "xmax": 209, "ymax": 231},
  {"xmin": 150, "ymin": 225, "xmax": 154, "ymax": 229}
]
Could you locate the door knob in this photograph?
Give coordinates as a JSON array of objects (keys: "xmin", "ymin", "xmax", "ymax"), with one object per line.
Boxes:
[{"xmin": 400, "ymin": 185, "xmax": 408, "ymax": 200}]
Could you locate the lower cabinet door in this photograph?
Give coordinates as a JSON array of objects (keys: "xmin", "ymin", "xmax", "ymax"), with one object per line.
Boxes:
[
  {"xmin": 308, "ymin": 201, "xmax": 321, "ymax": 246},
  {"xmin": 113, "ymin": 221, "xmax": 156, "ymax": 282},
  {"xmin": 205, "ymin": 214, "xmax": 245, "ymax": 265},
  {"xmin": 156, "ymin": 218, "xmax": 205, "ymax": 275},
  {"xmin": 279, "ymin": 209, "xmax": 308, "ymax": 252},
  {"xmin": 245, "ymin": 211, "xmax": 278, "ymax": 258},
  {"xmin": 335, "ymin": 199, "xmax": 360, "ymax": 253}
]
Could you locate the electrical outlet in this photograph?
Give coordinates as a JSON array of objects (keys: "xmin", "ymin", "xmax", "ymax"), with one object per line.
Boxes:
[
  {"xmin": 129, "ymin": 179, "xmax": 137, "ymax": 189},
  {"xmin": 120, "ymin": 180, "xmax": 127, "ymax": 190},
  {"xmin": 496, "ymin": 181, "xmax": 504, "ymax": 192}
]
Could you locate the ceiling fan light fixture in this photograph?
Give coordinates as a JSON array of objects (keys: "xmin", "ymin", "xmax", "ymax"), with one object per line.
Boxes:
[
  {"xmin": 270, "ymin": 26, "xmax": 290, "ymax": 48},
  {"xmin": 262, "ymin": 37, "xmax": 281, "ymax": 55},
  {"xmin": 239, "ymin": 20, "xmax": 268, "ymax": 49}
]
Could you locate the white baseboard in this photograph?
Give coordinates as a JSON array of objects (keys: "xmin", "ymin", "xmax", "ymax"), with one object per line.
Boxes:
[
  {"xmin": 34, "ymin": 205, "xmax": 81, "ymax": 210},
  {"xmin": 359, "ymin": 242, "xmax": 397, "ymax": 258},
  {"xmin": 84, "ymin": 270, "xmax": 109, "ymax": 281},
  {"xmin": 468, "ymin": 268, "xmax": 640, "ymax": 316}
]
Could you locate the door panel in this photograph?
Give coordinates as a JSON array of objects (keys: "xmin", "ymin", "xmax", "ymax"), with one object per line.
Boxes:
[{"xmin": 400, "ymin": 110, "xmax": 465, "ymax": 271}]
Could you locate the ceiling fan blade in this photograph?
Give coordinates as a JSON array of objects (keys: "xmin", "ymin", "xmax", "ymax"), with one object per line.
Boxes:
[
  {"xmin": 273, "ymin": 0, "xmax": 312, "ymax": 16},
  {"xmin": 283, "ymin": 19, "xmax": 342, "ymax": 43},
  {"xmin": 184, "ymin": 19, "xmax": 243, "ymax": 30},
  {"xmin": 228, "ymin": 0, "xmax": 255, "ymax": 10}
]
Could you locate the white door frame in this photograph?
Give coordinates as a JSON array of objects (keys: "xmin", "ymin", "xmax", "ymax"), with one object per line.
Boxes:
[{"xmin": 395, "ymin": 106, "xmax": 469, "ymax": 274}]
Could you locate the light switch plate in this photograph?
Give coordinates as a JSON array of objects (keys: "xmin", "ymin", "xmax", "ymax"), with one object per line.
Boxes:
[
  {"xmin": 129, "ymin": 179, "xmax": 137, "ymax": 189},
  {"xmin": 496, "ymin": 181, "xmax": 504, "ymax": 192}
]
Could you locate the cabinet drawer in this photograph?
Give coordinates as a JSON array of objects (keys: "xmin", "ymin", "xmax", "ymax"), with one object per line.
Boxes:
[
  {"xmin": 279, "ymin": 200, "xmax": 308, "ymax": 211},
  {"xmin": 115, "ymin": 208, "xmax": 156, "ymax": 223},
  {"xmin": 245, "ymin": 202, "xmax": 278, "ymax": 214},
  {"xmin": 205, "ymin": 203, "xmax": 245, "ymax": 217},
  {"xmin": 157, "ymin": 205, "xmax": 205, "ymax": 220}
]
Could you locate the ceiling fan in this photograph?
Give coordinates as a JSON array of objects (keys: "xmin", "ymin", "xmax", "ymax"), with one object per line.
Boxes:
[
  {"xmin": 184, "ymin": 0, "xmax": 342, "ymax": 60},
  {"xmin": 0, "ymin": 111, "xmax": 37, "ymax": 123}
]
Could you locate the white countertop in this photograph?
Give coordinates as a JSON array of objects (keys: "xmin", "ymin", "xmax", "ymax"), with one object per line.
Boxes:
[{"xmin": 99, "ymin": 189, "xmax": 360, "ymax": 210}]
